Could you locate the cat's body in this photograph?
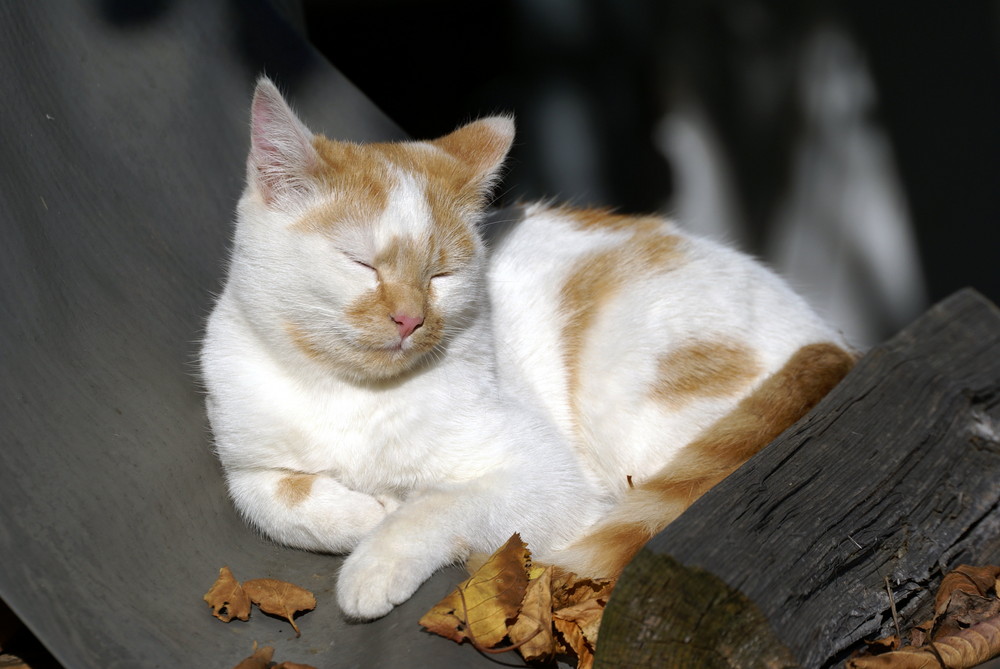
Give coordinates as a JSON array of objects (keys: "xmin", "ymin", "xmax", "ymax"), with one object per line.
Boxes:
[{"xmin": 201, "ymin": 77, "xmax": 854, "ymax": 620}]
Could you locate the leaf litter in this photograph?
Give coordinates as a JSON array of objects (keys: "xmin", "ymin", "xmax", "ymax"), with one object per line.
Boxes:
[
  {"xmin": 419, "ymin": 533, "xmax": 616, "ymax": 668},
  {"xmin": 203, "ymin": 568, "xmax": 319, "ymax": 668},
  {"xmin": 847, "ymin": 564, "xmax": 1000, "ymax": 668},
  {"xmin": 230, "ymin": 641, "xmax": 317, "ymax": 669}
]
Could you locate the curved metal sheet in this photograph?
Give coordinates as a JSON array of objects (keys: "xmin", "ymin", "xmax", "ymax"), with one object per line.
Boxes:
[{"xmin": 0, "ymin": 2, "xmax": 496, "ymax": 666}]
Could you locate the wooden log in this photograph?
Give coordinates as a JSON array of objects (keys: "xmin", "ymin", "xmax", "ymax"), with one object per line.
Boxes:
[{"xmin": 596, "ymin": 288, "xmax": 1000, "ymax": 668}]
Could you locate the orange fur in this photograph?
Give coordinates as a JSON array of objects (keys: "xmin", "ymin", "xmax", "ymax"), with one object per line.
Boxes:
[
  {"xmin": 310, "ymin": 138, "xmax": 392, "ymax": 216},
  {"xmin": 429, "ymin": 119, "xmax": 514, "ymax": 184},
  {"xmin": 651, "ymin": 340, "xmax": 762, "ymax": 409},
  {"xmin": 284, "ymin": 320, "xmax": 336, "ymax": 364},
  {"xmin": 558, "ymin": 208, "xmax": 685, "ymax": 430},
  {"xmin": 557, "ymin": 342, "xmax": 856, "ymax": 578},
  {"xmin": 560, "ymin": 205, "xmax": 664, "ymax": 235},
  {"xmin": 284, "ymin": 130, "xmax": 502, "ymax": 380},
  {"xmin": 276, "ymin": 473, "xmax": 317, "ymax": 508}
]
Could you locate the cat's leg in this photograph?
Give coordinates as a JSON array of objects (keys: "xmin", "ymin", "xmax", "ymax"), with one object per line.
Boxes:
[
  {"xmin": 335, "ymin": 464, "xmax": 586, "ymax": 619},
  {"xmin": 225, "ymin": 467, "xmax": 397, "ymax": 553},
  {"xmin": 548, "ymin": 342, "xmax": 856, "ymax": 579}
]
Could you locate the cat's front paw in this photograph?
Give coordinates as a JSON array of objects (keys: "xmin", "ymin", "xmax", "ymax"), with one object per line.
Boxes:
[{"xmin": 336, "ymin": 548, "xmax": 436, "ymax": 620}]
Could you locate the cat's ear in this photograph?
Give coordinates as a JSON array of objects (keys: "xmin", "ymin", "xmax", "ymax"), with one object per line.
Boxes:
[
  {"xmin": 432, "ymin": 116, "xmax": 515, "ymax": 191},
  {"xmin": 247, "ymin": 76, "xmax": 321, "ymax": 207}
]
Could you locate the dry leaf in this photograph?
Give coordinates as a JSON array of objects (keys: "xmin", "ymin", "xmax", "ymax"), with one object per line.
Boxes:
[
  {"xmin": 908, "ymin": 619, "xmax": 933, "ymax": 648},
  {"xmin": 231, "ymin": 642, "xmax": 274, "ymax": 669},
  {"xmin": 556, "ymin": 596, "xmax": 607, "ymax": 645},
  {"xmin": 204, "ymin": 566, "xmax": 251, "ymax": 623},
  {"xmin": 934, "ymin": 565, "xmax": 1000, "ymax": 617},
  {"xmin": 421, "ymin": 533, "xmax": 616, "ymax": 668},
  {"xmin": 848, "ymin": 564, "xmax": 1000, "ymax": 669},
  {"xmin": 554, "ymin": 616, "xmax": 594, "ymax": 669},
  {"xmin": 931, "ymin": 565, "xmax": 1000, "ymax": 640},
  {"xmin": 847, "ymin": 616, "xmax": 1000, "ymax": 668},
  {"xmin": 419, "ymin": 533, "xmax": 530, "ymax": 650},
  {"xmin": 242, "ymin": 578, "xmax": 317, "ymax": 637},
  {"xmin": 508, "ymin": 565, "xmax": 555, "ymax": 661},
  {"xmin": 551, "ymin": 570, "xmax": 616, "ymax": 611},
  {"xmin": 550, "ymin": 572, "xmax": 612, "ymax": 668}
]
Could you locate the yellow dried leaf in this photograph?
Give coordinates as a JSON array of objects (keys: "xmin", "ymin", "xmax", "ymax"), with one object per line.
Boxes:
[
  {"xmin": 420, "ymin": 533, "xmax": 530, "ymax": 649},
  {"xmin": 527, "ymin": 564, "xmax": 547, "ymax": 580},
  {"xmin": 242, "ymin": 578, "xmax": 316, "ymax": 638},
  {"xmin": 204, "ymin": 566, "xmax": 251, "ymax": 623}
]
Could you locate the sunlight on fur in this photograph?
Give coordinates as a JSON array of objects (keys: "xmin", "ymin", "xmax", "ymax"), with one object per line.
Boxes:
[{"xmin": 200, "ymin": 76, "xmax": 854, "ymax": 620}]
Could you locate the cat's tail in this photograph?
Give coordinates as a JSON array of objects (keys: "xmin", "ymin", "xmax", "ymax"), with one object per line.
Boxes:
[{"xmin": 546, "ymin": 342, "xmax": 857, "ymax": 580}]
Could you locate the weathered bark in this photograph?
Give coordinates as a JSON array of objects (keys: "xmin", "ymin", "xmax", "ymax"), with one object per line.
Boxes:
[{"xmin": 597, "ymin": 288, "xmax": 1000, "ymax": 668}]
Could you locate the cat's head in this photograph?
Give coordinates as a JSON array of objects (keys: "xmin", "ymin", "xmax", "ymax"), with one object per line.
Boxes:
[{"xmin": 231, "ymin": 76, "xmax": 514, "ymax": 383}]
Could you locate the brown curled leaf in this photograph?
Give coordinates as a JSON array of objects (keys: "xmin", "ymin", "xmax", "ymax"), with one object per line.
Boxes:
[
  {"xmin": 204, "ymin": 566, "xmax": 251, "ymax": 623},
  {"xmin": 848, "ymin": 564, "xmax": 1000, "ymax": 668},
  {"xmin": 231, "ymin": 642, "xmax": 274, "ymax": 669},
  {"xmin": 554, "ymin": 616, "xmax": 594, "ymax": 669},
  {"xmin": 847, "ymin": 614, "xmax": 1000, "ymax": 667},
  {"xmin": 242, "ymin": 578, "xmax": 317, "ymax": 637}
]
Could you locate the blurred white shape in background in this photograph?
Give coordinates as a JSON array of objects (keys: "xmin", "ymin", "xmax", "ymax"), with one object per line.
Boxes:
[{"xmin": 659, "ymin": 24, "xmax": 926, "ymax": 347}]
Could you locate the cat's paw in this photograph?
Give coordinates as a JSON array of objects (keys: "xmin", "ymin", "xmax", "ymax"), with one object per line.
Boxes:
[{"xmin": 336, "ymin": 548, "xmax": 435, "ymax": 620}]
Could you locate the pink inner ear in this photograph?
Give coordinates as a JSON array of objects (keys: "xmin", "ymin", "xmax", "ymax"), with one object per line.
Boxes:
[{"xmin": 248, "ymin": 81, "xmax": 319, "ymax": 205}]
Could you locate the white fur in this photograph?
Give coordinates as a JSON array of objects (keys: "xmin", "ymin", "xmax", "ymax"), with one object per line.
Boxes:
[
  {"xmin": 489, "ymin": 204, "xmax": 842, "ymax": 494},
  {"xmin": 201, "ymin": 78, "xmax": 848, "ymax": 620}
]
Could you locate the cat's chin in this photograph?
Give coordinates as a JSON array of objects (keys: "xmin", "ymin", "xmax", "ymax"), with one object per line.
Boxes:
[{"xmin": 347, "ymin": 347, "xmax": 433, "ymax": 383}]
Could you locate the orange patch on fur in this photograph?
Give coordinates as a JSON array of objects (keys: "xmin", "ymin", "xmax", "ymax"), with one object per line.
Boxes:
[
  {"xmin": 560, "ymin": 205, "xmax": 666, "ymax": 235},
  {"xmin": 276, "ymin": 473, "xmax": 316, "ymax": 508},
  {"xmin": 284, "ymin": 320, "xmax": 332, "ymax": 363},
  {"xmin": 561, "ymin": 342, "xmax": 856, "ymax": 579},
  {"xmin": 638, "ymin": 342, "xmax": 856, "ymax": 514},
  {"xmin": 558, "ymin": 208, "xmax": 684, "ymax": 429},
  {"xmin": 652, "ymin": 340, "xmax": 762, "ymax": 408},
  {"xmin": 291, "ymin": 137, "xmax": 393, "ymax": 233},
  {"xmin": 430, "ymin": 118, "xmax": 513, "ymax": 182},
  {"xmin": 342, "ymin": 279, "xmax": 445, "ymax": 378},
  {"xmin": 576, "ymin": 521, "xmax": 654, "ymax": 575},
  {"xmin": 298, "ymin": 130, "xmax": 486, "ymax": 281}
]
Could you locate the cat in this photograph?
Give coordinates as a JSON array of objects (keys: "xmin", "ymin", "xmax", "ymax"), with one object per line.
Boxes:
[{"xmin": 200, "ymin": 76, "xmax": 855, "ymax": 620}]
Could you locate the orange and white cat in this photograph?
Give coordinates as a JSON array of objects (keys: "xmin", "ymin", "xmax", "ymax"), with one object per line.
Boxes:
[{"xmin": 200, "ymin": 77, "xmax": 854, "ymax": 620}]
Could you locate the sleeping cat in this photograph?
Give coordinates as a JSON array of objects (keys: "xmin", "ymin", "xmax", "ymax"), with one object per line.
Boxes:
[{"xmin": 200, "ymin": 76, "xmax": 855, "ymax": 620}]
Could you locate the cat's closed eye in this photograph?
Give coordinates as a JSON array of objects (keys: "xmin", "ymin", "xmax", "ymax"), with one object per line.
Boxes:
[{"xmin": 344, "ymin": 252, "xmax": 376, "ymax": 274}]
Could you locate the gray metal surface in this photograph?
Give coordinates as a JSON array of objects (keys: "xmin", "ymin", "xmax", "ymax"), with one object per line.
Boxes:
[{"xmin": 0, "ymin": 2, "xmax": 498, "ymax": 667}]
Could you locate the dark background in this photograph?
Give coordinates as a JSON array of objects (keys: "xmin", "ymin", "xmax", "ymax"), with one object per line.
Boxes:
[{"xmin": 298, "ymin": 0, "xmax": 1000, "ymax": 339}]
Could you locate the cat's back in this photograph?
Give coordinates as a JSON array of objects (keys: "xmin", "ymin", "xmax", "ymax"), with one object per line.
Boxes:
[{"xmin": 487, "ymin": 204, "xmax": 846, "ymax": 490}]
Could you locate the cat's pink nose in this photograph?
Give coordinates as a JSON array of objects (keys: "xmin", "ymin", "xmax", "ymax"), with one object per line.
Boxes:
[{"xmin": 392, "ymin": 313, "xmax": 424, "ymax": 339}]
